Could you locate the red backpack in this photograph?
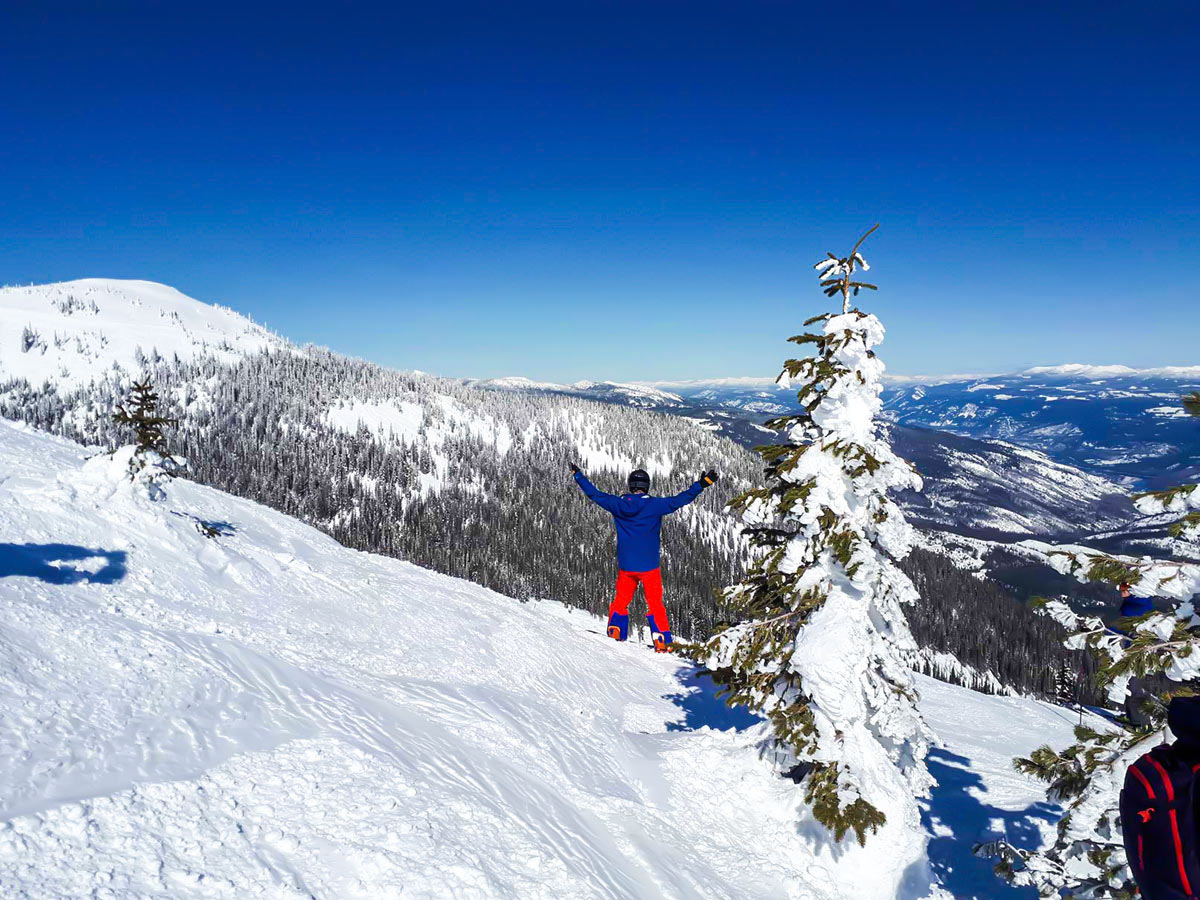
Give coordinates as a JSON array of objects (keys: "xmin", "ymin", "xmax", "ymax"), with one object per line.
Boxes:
[{"xmin": 1121, "ymin": 744, "xmax": 1200, "ymax": 899}]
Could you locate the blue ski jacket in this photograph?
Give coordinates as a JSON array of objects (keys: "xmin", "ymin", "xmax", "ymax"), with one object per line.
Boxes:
[
  {"xmin": 1121, "ymin": 593, "xmax": 1154, "ymax": 618},
  {"xmin": 573, "ymin": 472, "xmax": 704, "ymax": 572}
]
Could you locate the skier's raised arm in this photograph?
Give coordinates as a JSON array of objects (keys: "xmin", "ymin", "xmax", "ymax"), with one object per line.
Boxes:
[
  {"xmin": 570, "ymin": 463, "xmax": 621, "ymax": 514},
  {"xmin": 653, "ymin": 470, "xmax": 718, "ymax": 514}
]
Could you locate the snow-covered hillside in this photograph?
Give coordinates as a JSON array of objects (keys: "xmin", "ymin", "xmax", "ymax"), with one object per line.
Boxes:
[
  {"xmin": 0, "ymin": 420, "xmax": 1099, "ymax": 898},
  {"xmin": 0, "ymin": 281, "xmax": 759, "ymax": 642},
  {"xmin": 476, "ymin": 377, "xmax": 686, "ymax": 408},
  {"xmin": 887, "ymin": 425, "xmax": 1132, "ymax": 537},
  {"xmin": 0, "ymin": 279, "xmax": 284, "ymax": 390}
]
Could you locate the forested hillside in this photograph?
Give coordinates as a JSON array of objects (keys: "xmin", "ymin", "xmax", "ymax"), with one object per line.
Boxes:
[{"xmin": 900, "ymin": 548, "xmax": 1097, "ymax": 702}]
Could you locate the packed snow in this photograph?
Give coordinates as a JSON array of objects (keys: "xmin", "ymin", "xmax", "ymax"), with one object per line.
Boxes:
[
  {"xmin": 0, "ymin": 279, "xmax": 285, "ymax": 390},
  {"xmin": 0, "ymin": 419, "xmax": 1096, "ymax": 898},
  {"xmin": 323, "ymin": 398, "xmax": 425, "ymax": 444}
]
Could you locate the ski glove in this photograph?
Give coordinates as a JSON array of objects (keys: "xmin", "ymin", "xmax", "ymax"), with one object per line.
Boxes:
[
  {"xmin": 569, "ymin": 463, "xmax": 581, "ymax": 475},
  {"xmin": 699, "ymin": 470, "xmax": 718, "ymax": 487}
]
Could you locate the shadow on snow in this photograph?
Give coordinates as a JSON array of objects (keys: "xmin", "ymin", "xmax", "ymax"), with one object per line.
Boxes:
[
  {"xmin": 666, "ymin": 665, "xmax": 761, "ymax": 733},
  {"xmin": 665, "ymin": 666, "xmax": 1060, "ymax": 898},
  {"xmin": 170, "ymin": 510, "xmax": 238, "ymax": 538},
  {"xmin": 923, "ymin": 747, "xmax": 1059, "ymax": 899},
  {"xmin": 0, "ymin": 543, "xmax": 128, "ymax": 585}
]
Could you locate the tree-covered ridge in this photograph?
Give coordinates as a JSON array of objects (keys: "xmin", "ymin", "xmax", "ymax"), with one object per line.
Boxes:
[{"xmin": 900, "ymin": 547, "xmax": 1097, "ymax": 702}]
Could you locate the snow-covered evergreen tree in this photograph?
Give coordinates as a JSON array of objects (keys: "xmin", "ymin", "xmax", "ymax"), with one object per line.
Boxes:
[
  {"xmin": 981, "ymin": 392, "xmax": 1200, "ymax": 897},
  {"xmin": 112, "ymin": 378, "xmax": 181, "ymax": 489},
  {"xmin": 689, "ymin": 226, "xmax": 933, "ymax": 845}
]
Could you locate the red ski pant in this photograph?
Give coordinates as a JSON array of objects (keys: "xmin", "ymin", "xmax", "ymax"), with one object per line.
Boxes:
[{"xmin": 610, "ymin": 568, "xmax": 669, "ymax": 630}]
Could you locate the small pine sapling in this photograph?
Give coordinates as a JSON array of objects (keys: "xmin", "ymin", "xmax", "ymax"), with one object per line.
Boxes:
[{"xmin": 112, "ymin": 379, "xmax": 181, "ymax": 480}]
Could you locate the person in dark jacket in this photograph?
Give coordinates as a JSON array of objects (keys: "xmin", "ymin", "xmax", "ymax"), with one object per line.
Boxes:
[
  {"xmin": 1121, "ymin": 695, "xmax": 1200, "ymax": 899},
  {"xmin": 570, "ymin": 464, "xmax": 717, "ymax": 652},
  {"xmin": 1118, "ymin": 582, "xmax": 1156, "ymax": 727},
  {"xmin": 1119, "ymin": 581, "xmax": 1155, "ymax": 619}
]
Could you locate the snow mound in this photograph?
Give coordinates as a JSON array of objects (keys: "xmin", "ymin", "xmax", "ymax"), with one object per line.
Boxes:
[{"xmin": 0, "ymin": 279, "xmax": 285, "ymax": 390}]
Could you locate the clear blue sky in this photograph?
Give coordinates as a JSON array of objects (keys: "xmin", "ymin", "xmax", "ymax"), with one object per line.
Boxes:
[{"xmin": 2, "ymin": 2, "xmax": 1197, "ymax": 381}]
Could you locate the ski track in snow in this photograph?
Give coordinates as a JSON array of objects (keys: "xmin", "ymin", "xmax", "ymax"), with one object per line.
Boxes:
[{"xmin": 0, "ymin": 420, "xmax": 1091, "ymax": 899}]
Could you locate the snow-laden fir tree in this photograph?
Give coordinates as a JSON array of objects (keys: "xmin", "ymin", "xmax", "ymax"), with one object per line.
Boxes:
[
  {"xmin": 111, "ymin": 378, "xmax": 181, "ymax": 492},
  {"xmin": 689, "ymin": 225, "xmax": 934, "ymax": 845},
  {"xmin": 980, "ymin": 391, "xmax": 1200, "ymax": 897}
]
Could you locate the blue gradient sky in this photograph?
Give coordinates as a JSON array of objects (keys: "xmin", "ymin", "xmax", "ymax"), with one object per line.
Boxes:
[{"xmin": 2, "ymin": 2, "xmax": 1197, "ymax": 381}]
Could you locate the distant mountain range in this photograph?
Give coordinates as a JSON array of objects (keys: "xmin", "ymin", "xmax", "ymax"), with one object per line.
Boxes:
[
  {"xmin": 880, "ymin": 367, "xmax": 1200, "ymax": 489},
  {"xmin": 618, "ymin": 367, "xmax": 1200, "ymax": 489}
]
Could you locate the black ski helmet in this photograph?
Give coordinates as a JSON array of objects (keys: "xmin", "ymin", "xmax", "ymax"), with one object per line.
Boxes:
[{"xmin": 628, "ymin": 469, "xmax": 651, "ymax": 494}]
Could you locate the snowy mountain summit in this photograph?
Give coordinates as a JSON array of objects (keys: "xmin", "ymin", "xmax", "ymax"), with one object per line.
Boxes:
[{"xmin": 0, "ymin": 279, "xmax": 285, "ymax": 390}]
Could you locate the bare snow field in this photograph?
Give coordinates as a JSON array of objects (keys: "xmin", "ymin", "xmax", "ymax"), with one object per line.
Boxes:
[{"xmin": 0, "ymin": 420, "xmax": 1091, "ymax": 898}]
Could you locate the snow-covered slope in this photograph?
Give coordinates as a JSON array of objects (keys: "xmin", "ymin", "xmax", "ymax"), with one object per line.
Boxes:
[
  {"xmin": 0, "ymin": 420, "xmax": 1096, "ymax": 898},
  {"xmin": 0, "ymin": 279, "xmax": 284, "ymax": 390},
  {"xmin": 476, "ymin": 376, "xmax": 686, "ymax": 408}
]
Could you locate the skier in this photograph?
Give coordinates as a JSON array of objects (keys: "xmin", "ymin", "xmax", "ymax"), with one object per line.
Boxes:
[
  {"xmin": 569, "ymin": 463, "xmax": 718, "ymax": 652},
  {"xmin": 1120, "ymin": 695, "xmax": 1200, "ymax": 899},
  {"xmin": 1117, "ymin": 582, "xmax": 1155, "ymax": 727},
  {"xmin": 1118, "ymin": 581, "xmax": 1154, "ymax": 620}
]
